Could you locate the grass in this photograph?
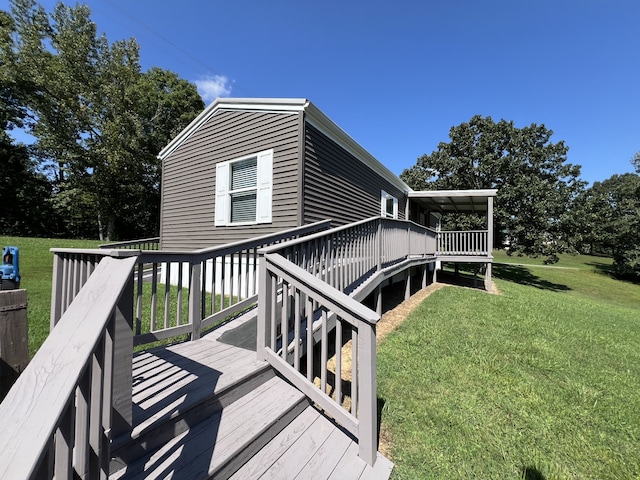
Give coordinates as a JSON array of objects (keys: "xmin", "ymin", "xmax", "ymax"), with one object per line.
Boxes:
[
  {"xmin": 378, "ymin": 251, "xmax": 640, "ymax": 479},
  {"xmin": 0, "ymin": 236, "xmax": 102, "ymax": 356}
]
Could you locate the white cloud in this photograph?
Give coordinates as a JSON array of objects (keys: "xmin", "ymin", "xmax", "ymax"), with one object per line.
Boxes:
[{"xmin": 195, "ymin": 75, "xmax": 232, "ymax": 103}]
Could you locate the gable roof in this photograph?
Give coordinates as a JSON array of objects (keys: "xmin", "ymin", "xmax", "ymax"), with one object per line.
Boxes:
[{"xmin": 158, "ymin": 98, "xmax": 411, "ymax": 194}]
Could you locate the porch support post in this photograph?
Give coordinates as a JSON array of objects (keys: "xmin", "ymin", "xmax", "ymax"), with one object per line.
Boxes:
[
  {"xmin": 404, "ymin": 269, "xmax": 411, "ymax": 301},
  {"xmin": 421, "ymin": 263, "xmax": 427, "ymax": 289},
  {"xmin": 486, "ymin": 195, "xmax": 494, "ymax": 292},
  {"xmin": 375, "ymin": 285, "xmax": 382, "ymax": 317},
  {"xmin": 485, "ymin": 262, "xmax": 492, "ymax": 293}
]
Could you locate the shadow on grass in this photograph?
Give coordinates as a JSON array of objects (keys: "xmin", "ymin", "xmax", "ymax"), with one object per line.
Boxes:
[
  {"xmin": 586, "ymin": 262, "xmax": 640, "ymax": 285},
  {"xmin": 585, "ymin": 261, "xmax": 615, "ymax": 275},
  {"xmin": 520, "ymin": 465, "xmax": 547, "ymax": 480},
  {"xmin": 493, "ymin": 264, "xmax": 571, "ymax": 292}
]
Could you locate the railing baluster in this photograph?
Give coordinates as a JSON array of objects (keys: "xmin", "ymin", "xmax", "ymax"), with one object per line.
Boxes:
[
  {"xmin": 164, "ymin": 262, "xmax": 171, "ymax": 329},
  {"xmin": 177, "ymin": 262, "xmax": 184, "ymax": 325},
  {"xmin": 335, "ymin": 316, "xmax": 342, "ymax": 407},
  {"xmin": 136, "ymin": 263, "xmax": 143, "ymax": 335},
  {"xmin": 320, "ymin": 309, "xmax": 328, "ymax": 393},
  {"xmin": 150, "ymin": 263, "xmax": 158, "ymax": 332},
  {"xmin": 294, "ymin": 289, "xmax": 301, "ymax": 370},
  {"xmin": 306, "ymin": 294, "xmax": 313, "ymax": 383},
  {"xmin": 281, "ymin": 281, "xmax": 289, "ymax": 360}
]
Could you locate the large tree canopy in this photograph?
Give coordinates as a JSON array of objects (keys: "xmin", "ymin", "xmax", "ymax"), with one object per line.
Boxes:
[
  {"xmin": 573, "ymin": 171, "xmax": 640, "ymax": 279},
  {"xmin": 1, "ymin": 0, "xmax": 204, "ymax": 240},
  {"xmin": 401, "ymin": 115, "xmax": 586, "ymax": 262}
]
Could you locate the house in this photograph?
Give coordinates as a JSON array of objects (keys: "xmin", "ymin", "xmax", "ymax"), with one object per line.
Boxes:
[
  {"xmin": 158, "ymin": 97, "xmax": 496, "ymax": 289},
  {"xmin": 0, "ymin": 98, "xmax": 497, "ymax": 479}
]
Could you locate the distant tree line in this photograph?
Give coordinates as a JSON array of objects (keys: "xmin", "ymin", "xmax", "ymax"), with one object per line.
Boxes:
[
  {"xmin": 0, "ymin": 0, "xmax": 204, "ymax": 240},
  {"xmin": 401, "ymin": 116, "xmax": 640, "ymax": 280}
]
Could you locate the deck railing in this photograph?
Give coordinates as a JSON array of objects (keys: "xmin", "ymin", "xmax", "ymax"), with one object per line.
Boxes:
[
  {"xmin": 0, "ymin": 257, "xmax": 136, "ymax": 479},
  {"xmin": 257, "ymin": 217, "xmax": 437, "ymax": 466},
  {"xmin": 99, "ymin": 237, "xmax": 160, "ymax": 251},
  {"xmin": 51, "ymin": 221, "xmax": 331, "ymax": 348},
  {"xmin": 437, "ymin": 230, "xmax": 489, "ymax": 256}
]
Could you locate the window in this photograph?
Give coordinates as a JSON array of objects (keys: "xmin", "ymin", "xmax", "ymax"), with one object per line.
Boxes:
[
  {"xmin": 381, "ymin": 191, "xmax": 398, "ymax": 219},
  {"xmin": 215, "ymin": 149, "xmax": 273, "ymax": 226}
]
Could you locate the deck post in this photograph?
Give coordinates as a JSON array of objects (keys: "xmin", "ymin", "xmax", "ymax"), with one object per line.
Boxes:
[
  {"xmin": 404, "ymin": 269, "xmax": 411, "ymax": 301},
  {"xmin": 375, "ymin": 285, "xmax": 382, "ymax": 316},
  {"xmin": 111, "ymin": 271, "xmax": 133, "ymax": 439},
  {"xmin": 256, "ymin": 252, "xmax": 270, "ymax": 360},
  {"xmin": 485, "ymin": 262, "xmax": 492, "ymax": 292},
  {"xmin": 358, "ymin": 322, "xmax": 377, "ymax": 466},
  {"xmin": 421, "ymin": 263, "xmax": 427, "ymax": 289},
  {"xmin": 486, "ymin": 195, "xmax": 494, "ymax": 292},
  {"xmin": 50, "ymin": 253, "xmax": 64, "ymax": 329},
  {"xmin": 189, "ymin": 260, "xmax": 202, "ymax": 340}
]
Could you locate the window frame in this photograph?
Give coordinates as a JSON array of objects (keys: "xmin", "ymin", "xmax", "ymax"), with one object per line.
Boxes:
[
  {"xmin": 215, "ymin": 149, "xmax": 273, "ymax": 226},
  {"xmin": 381, "ymin": 190, "xmax": 399, "ymax": 219}
]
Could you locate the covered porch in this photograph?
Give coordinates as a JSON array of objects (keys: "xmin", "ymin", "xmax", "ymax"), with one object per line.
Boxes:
[{"xmin": 406, "ymin": 189, "xmax": 497, "ymax": 291}]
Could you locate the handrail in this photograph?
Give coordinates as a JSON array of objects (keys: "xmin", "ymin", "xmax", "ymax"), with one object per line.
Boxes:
[
  {"xmin": 0, "ymin": 256, "xmax": 136, "ymax": 479},
  {"xmin": 50, "ymin": 221, "xmax": 332, "ymax": 348},
  {"xmin": 257, "ymin": 217, "xmax": 438, "ymax": 466},
  {"xmin": 258, "ymin": 253, "xmax": 379, "ymax": 465}
]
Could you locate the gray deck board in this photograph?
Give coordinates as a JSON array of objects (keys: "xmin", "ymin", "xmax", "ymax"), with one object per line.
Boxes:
[
  {"xmin": 111, "ymin": 311, "xmax": 392, "ymax": 480},
  {"xmin": 112, "ymin": 376, "xmax": 307, "ymax": 479}
]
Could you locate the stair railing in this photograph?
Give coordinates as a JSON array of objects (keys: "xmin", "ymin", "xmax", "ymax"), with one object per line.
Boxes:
[
  {"xmin": 0, "ymin": 256, "xmax": 136, "ymax": 479},
  {"xmin": 257, "ymin": 217, "xmax": 437, "ymax": 466}
]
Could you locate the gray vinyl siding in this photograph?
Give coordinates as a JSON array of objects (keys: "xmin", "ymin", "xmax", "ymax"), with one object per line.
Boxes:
[
  {"xmin": 302, "ymin": 123, "xmax": 406, "ymax": 226},
  {"xmin": 160, "ymin": 110, "xmax": 301, "ymax": 250}
]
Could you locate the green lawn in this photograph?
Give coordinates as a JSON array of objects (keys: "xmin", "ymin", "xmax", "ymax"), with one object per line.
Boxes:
[
  {"xmin": 0, "ymin": 236, "xmax": 102, "ymax": 356},
  {"xmin": 379, "ymin": 251, "xmax": 640, "ymax": 479}
]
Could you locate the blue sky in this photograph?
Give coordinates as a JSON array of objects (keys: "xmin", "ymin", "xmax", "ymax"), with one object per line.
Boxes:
[{"xmin": 4, "ymin": 0, "xmax": 639, "ymax": 185}]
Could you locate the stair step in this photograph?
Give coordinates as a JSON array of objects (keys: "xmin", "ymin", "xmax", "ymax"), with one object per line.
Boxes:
[
  {"xmin": 111, "ymin": 331, "xmax": 272, "ymax": 467},
  {"xmin": 230, "ymin": 405, "xmax": 393, "ymax": 480},
  {"xmin": 110, "ymin": 374, "xmax": 309, "ymax": 480}
]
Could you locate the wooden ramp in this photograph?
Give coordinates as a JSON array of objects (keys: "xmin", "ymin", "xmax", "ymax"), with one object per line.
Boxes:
[{"xmin": 109, "ymin": 313, "xmax": 393, "ymax": 480}]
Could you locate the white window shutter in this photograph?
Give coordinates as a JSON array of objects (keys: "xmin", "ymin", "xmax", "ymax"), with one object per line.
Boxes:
[
  {"xmin": 215, "ymin": 162, "xmax": 229, "ymax": 226},
  {"xmin": 393, "ymin": 197, "xmax": 399, "ymax": 219},
  {"xmin": 256, "ymin": 150, "xmax": 273, "ymax": 224}
]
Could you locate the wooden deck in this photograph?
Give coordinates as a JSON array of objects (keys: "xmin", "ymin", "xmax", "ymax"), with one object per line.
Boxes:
[{"xmin": 109, "ymin": 312, "xmax": 393, "ymax": 480}]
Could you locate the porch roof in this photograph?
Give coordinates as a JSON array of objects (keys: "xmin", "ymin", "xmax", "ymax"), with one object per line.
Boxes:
[{"xmin": 408, "ymin": 189, "xmax": 497, "ymax": 213}]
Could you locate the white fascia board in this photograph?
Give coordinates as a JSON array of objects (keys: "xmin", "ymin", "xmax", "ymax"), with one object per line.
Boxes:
[
  {"xmin": 304, "ymin": 102, "xmax": 412, "ymax": 194},
  {"xmin": 408, "ymin": 189, "xmax": 498, "ymax": 198},
  {"xmin": 158, "ymin": 98, "xmax": 309, "ymax": 160}
]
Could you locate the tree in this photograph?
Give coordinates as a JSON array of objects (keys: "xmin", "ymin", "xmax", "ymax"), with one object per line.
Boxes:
[
  {"xmin": 401, "ymin": 115, "xmax": 586, "ymax": 262},
  {"xmin": 2, "ymin": 0, "xmax": 204, "ymax": 239},
  {"xmin": 0, "ymin": 10, "xmax": 55, "ymax": 235},
  {"xmin": 574, "ymin": 173, "xmax": 640, "ymax": 279}
]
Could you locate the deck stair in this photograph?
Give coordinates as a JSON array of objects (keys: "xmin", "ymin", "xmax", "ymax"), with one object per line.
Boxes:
[{"xmin": 109, "ymin": 312, "xmax": 392, "ymax": 480}]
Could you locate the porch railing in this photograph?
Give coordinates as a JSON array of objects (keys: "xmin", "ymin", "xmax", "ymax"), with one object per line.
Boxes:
[
  {"xmin": 51, "ymin": 221, "xmax": 331, "ymax": 348},
  {"xmin": 437, "ymin": 230, "xmax": 489, "ymax": 256},
  {"xmin": 257, "ymin": 217, "xmax": 437, "ymax": 466},
  {"xmin": 0, "ymin": 256, "xmax": 136, "ymax": 479}
]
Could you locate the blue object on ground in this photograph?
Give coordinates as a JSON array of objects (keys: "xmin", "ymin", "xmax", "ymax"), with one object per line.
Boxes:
[{"xmin": 0, "ymin": 246, "xmax": 20, "ymax": 289}]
